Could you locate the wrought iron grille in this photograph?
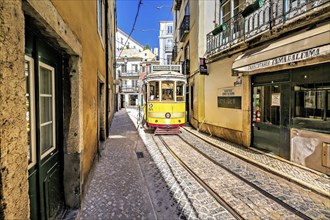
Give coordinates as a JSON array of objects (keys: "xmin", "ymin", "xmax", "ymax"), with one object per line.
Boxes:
[{"xmin": 206, "ymin": 0, "xmax": 329, "ymax": 55}]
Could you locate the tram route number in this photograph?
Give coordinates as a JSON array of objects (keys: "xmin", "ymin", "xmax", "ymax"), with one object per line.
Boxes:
[{"xmin": 217, "ymin": 96, "xmax": 242, "ymax": 109}]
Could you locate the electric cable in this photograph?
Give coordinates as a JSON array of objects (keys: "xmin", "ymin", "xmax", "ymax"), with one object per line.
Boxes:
[{"xmin": 117, "ymin": 0, "xmax": 143, "ymax": 59}]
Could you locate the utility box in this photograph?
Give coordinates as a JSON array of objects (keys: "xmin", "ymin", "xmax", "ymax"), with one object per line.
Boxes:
[{"xmin": 322, "ymin": 142, "xmax": 330, "ymax": 168}]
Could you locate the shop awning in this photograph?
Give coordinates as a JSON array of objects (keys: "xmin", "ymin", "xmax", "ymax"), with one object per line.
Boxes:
[{"xmin": 232, "ymin": 24, "xmax": 330, "ymax": 74}]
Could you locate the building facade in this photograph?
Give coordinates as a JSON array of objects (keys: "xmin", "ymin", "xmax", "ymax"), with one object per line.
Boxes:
[
  {"xmin": 173, "ymin": 0, "xmax": 330, "ymax": 175},
  {"xmin": 159, "ymin": 21, "xmax": 174, "ymax": 65},
  {"xmin": 116, "ymin": 49, "xmax": 157, "ymax": 109},
  {"xmin": 116, "ymin": 28, "xmax": 144, "ymax": 56},
  {"xmin": 172, "ymin": 0, "xmax": 215, "ymax": 131},
  {"xmin": 0, "ymin": 0, "xmax": 116, "ymax": 219}
]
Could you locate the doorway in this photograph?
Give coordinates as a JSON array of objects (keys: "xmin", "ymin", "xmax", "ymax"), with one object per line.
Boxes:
[
  {"xmin": 252, "ymin": 73, "xmax": 291, "ymax": 159},
  {"xmin": 26, "ymin": 31, "xmax": 64, "ymax": 219}
]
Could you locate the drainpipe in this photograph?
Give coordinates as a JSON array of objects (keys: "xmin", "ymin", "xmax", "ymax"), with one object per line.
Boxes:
[{"xmin": 105, "ymin": 0, "xmax": 109, "ymax": 137}]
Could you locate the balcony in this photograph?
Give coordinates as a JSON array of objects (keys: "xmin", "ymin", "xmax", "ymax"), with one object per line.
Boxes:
[
  {"xmin": 175, "ymin": 0, "xmax": 182, "ymax": 10},
  {"xmin": 179, "ymin": 15, "xmax": 190, "ymax": 42},
  {"xmin": 206, "ymin": 0, "xmax": 330, "ymax": 56},
  {"xmin": 172, "ymin": 45, "xmax": 178, "ymax": 61},
  {"xmin": 119, "ymin": 70, "xmax": 140, "ymax": 77},
  {"xmin": 120, "ymin": 86, "xmax": 139, "ymax": 93},
  {"xmin": 165, "ymin": 45, "xmax": 173, "ymax": 52}
]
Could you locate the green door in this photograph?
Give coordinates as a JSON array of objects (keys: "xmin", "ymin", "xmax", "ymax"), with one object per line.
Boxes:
[{"xmin": 26, "ymin": 31, "xmax": 64, "ymax": 219}]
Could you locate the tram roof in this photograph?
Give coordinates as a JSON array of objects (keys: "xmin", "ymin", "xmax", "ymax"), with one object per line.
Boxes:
[{"xmin": 143, "ymin": 71, "xmax": 186, "ymax": 81}]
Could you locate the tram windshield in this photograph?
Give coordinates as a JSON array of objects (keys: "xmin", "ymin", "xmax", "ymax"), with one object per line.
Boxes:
[{"xmin": 162, "ymin": 81, "xmax": 174, "ymax": 101}]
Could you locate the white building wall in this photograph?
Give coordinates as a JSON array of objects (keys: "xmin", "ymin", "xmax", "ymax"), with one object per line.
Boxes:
[
  {"xmin": 159, "ymin": 21, "xmax": 174, "ymax": 65},
  {"xmin": 116, "ymin": 29, "xmax": 144, "ymax": 57}
]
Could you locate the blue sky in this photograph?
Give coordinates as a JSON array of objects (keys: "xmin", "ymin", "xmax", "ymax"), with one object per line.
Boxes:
[{"xmin": 117, "ymin": 0, "xmax": 173, "ymax": 50}]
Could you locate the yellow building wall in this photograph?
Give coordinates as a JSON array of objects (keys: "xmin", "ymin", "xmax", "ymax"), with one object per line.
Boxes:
[
  {"xmin": 51, "ymin": 0, "xmax": 106, "ymax": 183},
  {"xmin": 205, "ymin": 58, "xmax": 243, "ymax": 131}
]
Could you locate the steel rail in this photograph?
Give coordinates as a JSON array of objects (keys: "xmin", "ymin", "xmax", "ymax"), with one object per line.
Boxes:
[
  {"xmin": 176, "ymin": 134, "xmax": 313, "ymax": 220},
  {"xmin": 157, "ymin": 136, "xmax": 244, "ymax": 220}
]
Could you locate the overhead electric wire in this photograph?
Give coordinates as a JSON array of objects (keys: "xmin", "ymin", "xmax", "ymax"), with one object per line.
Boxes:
[{"xmin": 117, "ymin": 0, "xmax": 143, "ymax": 59}]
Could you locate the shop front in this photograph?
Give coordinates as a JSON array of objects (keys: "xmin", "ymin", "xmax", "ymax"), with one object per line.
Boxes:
[{"xmin": 232, "ymin": 24, "xmax": 330, "ymax": 173}]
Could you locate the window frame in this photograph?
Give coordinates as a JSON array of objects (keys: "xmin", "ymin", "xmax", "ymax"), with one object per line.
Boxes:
[
  {"xmin": 97, "ymin": 0, "xmax": 105, "ymax": 46},
  {"xmin": 39, "ymin": 61, "xmax": 56, "ymax": 160},
  {"xmin": 25, "ymin": 56, "xmax": 37, "ymax": 169}
]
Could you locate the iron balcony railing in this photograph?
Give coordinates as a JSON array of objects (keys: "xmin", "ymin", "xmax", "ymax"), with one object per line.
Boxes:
[
  {"xmin": 119, "ymin": 70, "xmax": 140, "ymax": 77},
  {"xmin": 206, "ymin": 0, "xmax": 329, "ymax": 55},
  {"xmin": 120, "ymin": 86, "xmax": 139, "ymax": 93},
  {"xmin": 179, "ymin": 15, "xmax": 190, "ymax": 42},
  {"xmin": 165, "ymin": 45, "xmax": 173, "ymax": 52}
]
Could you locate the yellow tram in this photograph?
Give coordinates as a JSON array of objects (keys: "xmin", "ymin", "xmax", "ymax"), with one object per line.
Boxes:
[{"xmin": 142, "ymin": 65, "xmax": 187, "ymax": 134}]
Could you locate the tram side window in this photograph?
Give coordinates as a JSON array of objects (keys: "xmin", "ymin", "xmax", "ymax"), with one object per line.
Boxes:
[
  {"xmin": 162, "ymin": 81, "xmax": 174, "ymax": 101},
  {"xmin": 176, "ymin": 81, "xmax": 185, "ymax": 101},
  {"xmin": 149, "ymin": 81, "xmax": 159, "ymax": 101},
  {"xmin": 294, "ymin": 84, "xmax": 330, "ymax": 120}
]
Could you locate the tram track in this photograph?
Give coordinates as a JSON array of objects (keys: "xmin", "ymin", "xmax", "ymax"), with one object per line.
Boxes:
[
  {"xmin": 174, "ymin": 134, "xmax": 313, "ymax": 220},
  {"xmin": 156, "ymin": 135, "xmax": 243, "ymax": 220},
  {"xmin": 181, "ymin": 126, "xmax": 330, "ymax": 199}
]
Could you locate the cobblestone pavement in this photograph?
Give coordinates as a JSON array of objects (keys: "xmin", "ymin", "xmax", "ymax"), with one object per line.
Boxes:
[
  {"xmin": 79, "ymin": 109, "xmax": 181, "ymax": 220},
  {"xmin": 182, "ymin": 126, "xmax": 330, "ymax": 197},
  {"xmin": 129, "ymin": 110, "xmax": 238, "ymax": 220},
  {"xmin": 126, "ymin": 107, "xmax": 330, "ymax": 219},
  {"xmin": 168, "ymin": 134, "xmax": 330, "ymax": 219}
]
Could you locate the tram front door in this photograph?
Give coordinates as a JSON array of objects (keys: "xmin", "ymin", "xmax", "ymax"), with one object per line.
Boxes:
[{"xmin": 252, "ymin": 83, "xmax": 290, "ymax": 159}]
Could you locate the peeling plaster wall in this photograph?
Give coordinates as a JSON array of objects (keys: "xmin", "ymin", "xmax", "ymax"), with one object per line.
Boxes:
[
  {"xmin": 0, "ymin": 1, "xmax": 30, "ymax": 219},
  {"xmin": 291, "ymin": 129, "xmax": 330, "ymax": 175}
]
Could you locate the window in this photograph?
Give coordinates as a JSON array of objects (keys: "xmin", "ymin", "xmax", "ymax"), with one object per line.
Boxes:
[
  {"xmin": 142, "ymin": 66, "xmax": 146, "ymax": 73},
  {"xmin": 162, "ymin": 81, "xmax": 174, "ymax": 101},
  {"xmin": 252, "ymin": 85, "xmax": 280, "ymax": 125},
  {"xmin": 121, "ymin": 64, "xmax": 127, "ymax": 73},
  {"xmin": 166, "ymin": 55, "xmax": 172, "ymax": 65},
  {"xmin": 25, "ymin": 56, "xmax": 36, "ymax": 168},
  {"xmin": 39, "ymin": 62, "xmax": 56, "ymax": 158},
  {"xmin": 294, "ymin": 84, "xmax": 330, "ymax": 120},
  {"xmin": 97, "ymin": 0, "xmax": 105, "ymax": 40},
  {"xmin": 220, "ymin": 0, "xmax": 244, "ymax": 23},
  {"xmin": 167, "ymin": 25, "xmax": 173, "ymax": 34},
  {"xmin": 132, "ymin": 64, "xmax": 138, "ymax": 72},
  {"xmin": 176, "ymin": 81, "xmax": 185, "ymax": 102},
  {"xmin": 149, "ymin": 81, "xmax": 160, "ymax": 101}
]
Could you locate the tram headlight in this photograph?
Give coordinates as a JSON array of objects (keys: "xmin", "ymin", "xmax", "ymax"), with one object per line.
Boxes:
[{"xmin": 165, "ymin": 112, "xmax": 171, "ymax": 119}]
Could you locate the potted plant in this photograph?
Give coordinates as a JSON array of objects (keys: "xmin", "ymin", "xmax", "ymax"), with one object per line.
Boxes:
[
  {"xmin": 212, "ymin": 21, "xmax": 227, "ymax": 36},
  {"xmin": 241, "ymin": 0, "xmax": 263, "ymax": 17}
]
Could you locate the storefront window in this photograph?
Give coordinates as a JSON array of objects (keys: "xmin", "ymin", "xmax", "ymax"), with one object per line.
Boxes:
[
  {"xmin": 148, "ymin": 81, "xmax": 159, "ymax": 101},
  {"xmin": 252, "ymin": 85, "xmax": 280, "ymax": 125},
  {"xmin": 294, "ymin": 84, "xmax": 330, "ymax": 120}
]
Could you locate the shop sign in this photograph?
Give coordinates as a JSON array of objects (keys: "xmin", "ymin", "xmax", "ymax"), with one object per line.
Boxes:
[
  {"xmin": 236, "ymin": 45, "xmax": 330, "ymax": 72},
  {"xmin": 217, "ymin": 87, "xmax": 242, "ymax": 109}
]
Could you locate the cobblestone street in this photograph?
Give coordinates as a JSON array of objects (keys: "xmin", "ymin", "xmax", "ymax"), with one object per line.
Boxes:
[
  {"xmin": 79, "ymin": 109, "xmax": 181, "ymax": 220},
  {"xmin": 78, "ymin": 108, "xmax": 330, "ymax": 219}
]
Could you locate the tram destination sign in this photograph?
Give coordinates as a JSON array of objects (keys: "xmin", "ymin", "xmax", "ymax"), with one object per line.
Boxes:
[{"xmin": 151, "ymin": 65, "xmax": 181, "ymax": 73}]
